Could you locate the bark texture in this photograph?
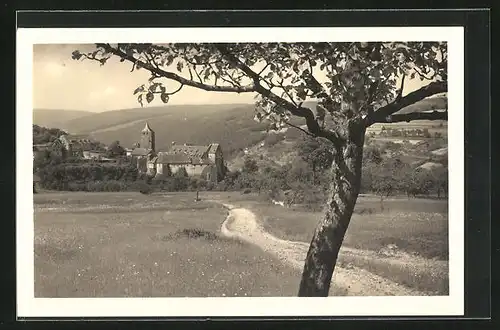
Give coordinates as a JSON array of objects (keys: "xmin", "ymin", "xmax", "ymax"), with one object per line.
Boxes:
[{"xmin": 298, "ymin": 121, "xmax": 365, "ymax": 297}]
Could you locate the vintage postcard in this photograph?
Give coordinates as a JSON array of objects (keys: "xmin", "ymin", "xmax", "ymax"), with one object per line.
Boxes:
[{"xmin": 17, "ymin": 26, "xmax": 464, "ymax": 318}]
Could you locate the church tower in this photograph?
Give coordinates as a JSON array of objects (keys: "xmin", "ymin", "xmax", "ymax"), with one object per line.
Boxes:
[{"xmin": 140, "ymin": 122, "xmax": 155, "ymax": 151}]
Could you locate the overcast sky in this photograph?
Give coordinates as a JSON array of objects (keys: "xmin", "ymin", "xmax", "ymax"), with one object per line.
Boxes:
[{"xmin": 33, "ymin": 44, "xmax": 430, "ymax": 113}]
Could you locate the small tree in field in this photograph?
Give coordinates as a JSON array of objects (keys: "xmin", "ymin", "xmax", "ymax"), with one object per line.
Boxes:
[
  {"xmin": 242, "ymin": 157, "xmax": 259, "ymax": 174},
  {"xmin": 73, "ymin": 41, "xmax": 447, "ymax": 296}
]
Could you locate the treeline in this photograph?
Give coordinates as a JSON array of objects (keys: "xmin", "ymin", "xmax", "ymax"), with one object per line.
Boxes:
[
  {"xmin": 33, "ymin": 125, "xmax": 67, "ymax": 144},
  {"xmin": 211, "ymin": 136, "xmax": 449, "ymax": 210},
  {"xmin": 35, "ymin": 132, "xmax": 448, "ymax": 205}
]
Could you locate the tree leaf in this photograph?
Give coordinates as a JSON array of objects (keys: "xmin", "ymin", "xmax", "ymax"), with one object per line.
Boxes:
[
  {"xmin": 176, "ymin": 61, "xmax": 184, "ymax": 72},
  {"xmin": 133, "ymin": 85, "xmax": 145, "ymax": 95},
  {"xmin": 149, "ymin": 83, "xmax": 159, "ymax": 93},
  {"xmin": 160, "ymin": 93, "xmax": 170, "ymax": 103},
  {"xmin": 146, "ymin": 92, "xmax": 154, "ymax": 104},
  {"xmin": 71, "ymin": 50, "xmax": 82, "ymax": 60}
]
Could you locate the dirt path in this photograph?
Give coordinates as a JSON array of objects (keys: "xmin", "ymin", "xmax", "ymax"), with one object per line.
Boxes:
[{"xmin": 219, "ymin": 203, "xmax": 425, "ymax": 296}]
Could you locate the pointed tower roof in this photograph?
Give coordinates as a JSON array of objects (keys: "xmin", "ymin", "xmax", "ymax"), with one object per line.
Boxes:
[{"xmin": 142, "ymin": 122, "xmax": 154, "ymax": 133}]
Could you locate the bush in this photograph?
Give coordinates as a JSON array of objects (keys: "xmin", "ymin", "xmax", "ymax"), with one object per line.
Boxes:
[
  {"xmin": 263, "ymin": 133, "xmax": 285, "ymax": 147},
  {"xmin": 39, "ymin": 162, "xmax": 139, "ymax": 190},
  {"xmin": 127, "ymin": 180, "xmax": 151, "ymax": 192}
]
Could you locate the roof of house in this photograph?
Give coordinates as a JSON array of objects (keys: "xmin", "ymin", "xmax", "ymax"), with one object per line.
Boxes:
[
  {"xmin": 157, "ymin": 152, "xmax": 192, "ymax": 164},
  {"xmin": 168, "ymin": 145, "xmax": 211, "ymax": 158},
  {"xmin": 157, "ymin": 151, "xmax": 212, "ymax": 165},
  {"xmin": 131, "ymin": 148, "xmax": 153, "ymax": 156},
  {"xmin": 154, "ymin": 143, "xmax": 221, "ymax": 165},
  {"xmin": 206, "ymin": 143, "xmax": 220, "ymax": 154},
  {"xmin": 61, "ymin": 134, "xmax": 94, "ymax": 142}
]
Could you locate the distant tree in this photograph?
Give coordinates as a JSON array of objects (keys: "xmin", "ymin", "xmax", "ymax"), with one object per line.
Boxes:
[
  {"xmin": 75, "ymin": 41, "xmax": 447, "ymax": 296},
  {"xmin": 106, "ymin": 140, "xmax": 126, "ymax": 157},
  {"xmin": 297, "ymin": 136, "xmax": 334, "ymax": 183},
  {"xmin": 242, "ymin": 157, "xmax": 259, "ymax": 174},
  {"xmin": 32, "ymin": 125, "xmax": 67, "ymax": 144},
  {"xmin": 175, "ymin": 167, "xmax": 189, "ymax": 178},
  {"xmin": 363, "ymin": 144, "xmax": 383, "ymax": 165},
  {"xmin": 170, "ymin": 167, "xmax": 189, "ymax": 191},
  {"xmin": 370, "ymin": 157, "xmax": 410, "ymax": 205},
  {"xmin": 287, "ymin": 158, "xmax": 314, "ymax": 184},
  {"xmin": 423, "ymin": 128, "xmax": 431, "ymax": 138},
  {"xmin": 429, "ymin": 166, "xmax": 448, "ymax": 199}
]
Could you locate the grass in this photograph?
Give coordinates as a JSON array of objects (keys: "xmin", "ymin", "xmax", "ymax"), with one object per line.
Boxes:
[
  {"xmin": 33, "ymin": 191, "xmax": 449, "ymax": 296},
  {"xmin": 250, "ymin": 196, "xmax": 449, "ymax": 261},
  {"xmin": 34, "ymin": 191, "xmax": 317, "ymax": 297},
  {"xmin": 245, "ymin": 195, "xmax": 449, "ymax": 295}
]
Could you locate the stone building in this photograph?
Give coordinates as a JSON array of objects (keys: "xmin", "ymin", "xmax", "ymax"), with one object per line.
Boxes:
[
  {"xmin": 130, "ymin": 122, "xmax": 226, "ymax": 183},
  {"xmin": 52, "ymin": 134, "xmax": 103, "ymax": 158}
]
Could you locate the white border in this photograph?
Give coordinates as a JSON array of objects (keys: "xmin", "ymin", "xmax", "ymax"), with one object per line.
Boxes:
[{"xmin": 17, "ymin": 27, "xmax": 464, "ymax": 318}]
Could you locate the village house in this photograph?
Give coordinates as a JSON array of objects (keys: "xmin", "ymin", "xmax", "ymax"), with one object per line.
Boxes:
[
  {"xmin": 34, "ymin": 134, "xmax": 115, "ymax": 162},
  {"xmin": 129, "ymin": 122, "xmax": 226, "ymax": 183},
  {"xmin": 51, "ymin": 134, "xmax": 104, "ymax": 158}
]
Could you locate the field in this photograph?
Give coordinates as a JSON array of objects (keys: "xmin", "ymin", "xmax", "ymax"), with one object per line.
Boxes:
[
  {"xmin": 240, "ymin": 194, "xmax": 449, "ymax": 294},
  {"xmin": 34, "ymin": 191, "xmax": 449, "ymax": 297},
  {"xmin": 34, "ymin": 191, "xmax": 331, "ymax": 297},
  {"xmin": 249, "ymin": 196, "xmax": 448, "ymax": 260}
]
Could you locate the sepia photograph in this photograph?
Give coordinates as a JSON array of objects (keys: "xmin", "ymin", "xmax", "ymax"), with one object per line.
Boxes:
[{"xmin": 17, "ymin": 26, "xmax": 464, "ymax": 318}]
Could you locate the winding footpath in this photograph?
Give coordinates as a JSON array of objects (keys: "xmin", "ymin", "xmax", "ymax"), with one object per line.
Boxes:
[{"xmin": 218, "ymin": 203, "xmax": 425, "ymax": 296}]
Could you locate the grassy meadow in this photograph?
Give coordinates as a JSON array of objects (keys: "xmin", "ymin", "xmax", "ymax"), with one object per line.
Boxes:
[
  {"xmin": 34, "ymin": 192, "xmax": 309, "ymax": 297},
  {"xmin": 248, "ymin": 196, "xmax": 448, "ymax": 260},
  {"xmin": 34, "ymin": 191, "xmax": 449, "ymax": 297},
  {"xmin": 243, "ymin": 195, "xmax": 449, "ymax": 295}
]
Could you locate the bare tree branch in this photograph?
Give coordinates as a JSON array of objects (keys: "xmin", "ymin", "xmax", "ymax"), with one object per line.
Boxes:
[
  {"xmin": 285, "ymin": 122, "xmax": 315, "ymax": 137},
  {"xmin": 96, "ymin": 43, "xmax": 256, "ymax": 93},
  {"xmin": 278, "ymin": 78, "xmax": 298, "ymax": 107},
  {"xmin": 413, "ymin": 66, "xmax": 435, "ymax": 80},
  {"xmin": 363, "ymin": 80, "xmax": 379, "ymax": 118},
  {"xmin": 397, "ymin": 74, "xmax": 405, "ymax": 101},
  {"xmin": 366, "ymin": 80, "xmax": 447, "ymax": 126},
  {"xmin": 304, "ymin": 60, "xmax": 329, "ymax": 98},
  {"xmin": 257, "ymin": 62, "xmax": 271, "ymax": 76},
  {"xmin": 375, "ymin": 110, "xmax": 448, "ymax": 123},
  {"xmin": 214, "ymin": 44, "xmax": 344, "ymax": 144}
]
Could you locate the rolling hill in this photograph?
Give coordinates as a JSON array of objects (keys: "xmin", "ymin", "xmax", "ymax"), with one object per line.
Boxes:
[
  {"xmin": 33, "ymin": 109, "xmax": 91, "ymax": 129},
  {"xmin": 32, "ymin": 95, "xmax": 447, "ymax": 160},
  {"xmin": 59, "ymin": 103, "xmax": 302, "ymax": 157}
]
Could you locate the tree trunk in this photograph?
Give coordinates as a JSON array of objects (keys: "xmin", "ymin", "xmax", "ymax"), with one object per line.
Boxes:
[{"xmin": 298, "ymin": 127, "xmax": 364, "ymax": 297}]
